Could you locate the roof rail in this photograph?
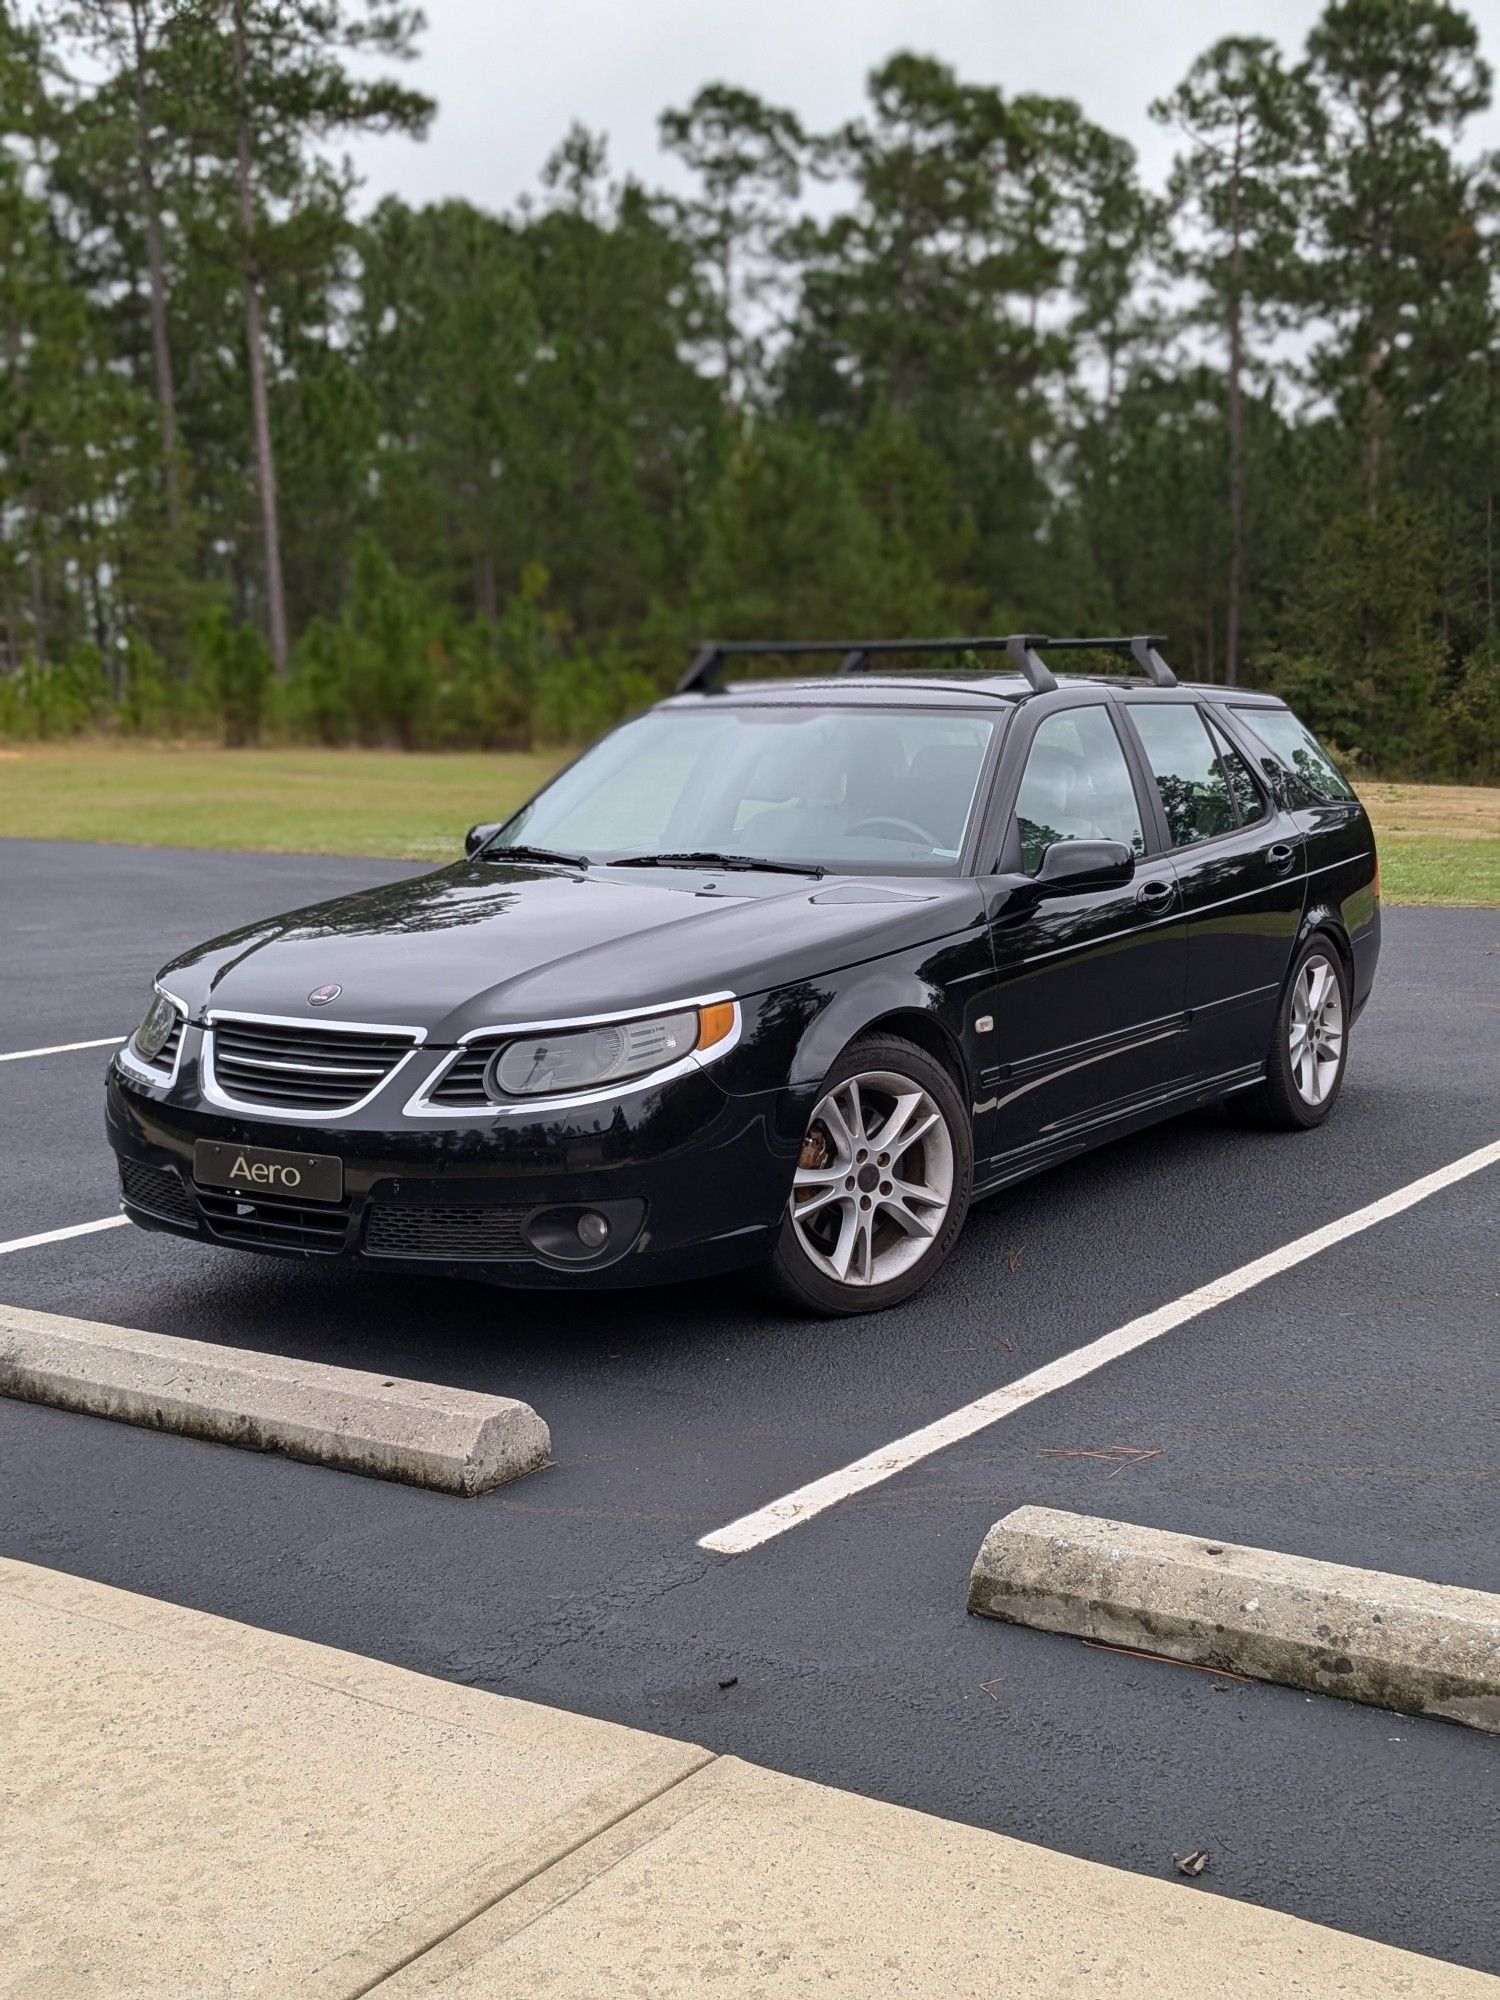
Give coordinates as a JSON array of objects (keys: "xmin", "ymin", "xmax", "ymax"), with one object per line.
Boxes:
[{"xmin": 675, "ymin": 632, "xmax": 1177, "ymax": 696}]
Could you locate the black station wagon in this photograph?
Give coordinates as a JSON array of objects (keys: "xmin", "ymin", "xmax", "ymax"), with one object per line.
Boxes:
[{"xmin": 107, "ymin": 634, "xmax": 1380, "ymax": 1314}]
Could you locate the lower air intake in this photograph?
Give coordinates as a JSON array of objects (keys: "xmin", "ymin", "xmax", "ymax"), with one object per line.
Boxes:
[
  {"xmin": 364, "ymin": 1204, "xmax": 530, "ymax": 1261},
  {"xmin": 195, "ymin": 1183, "xmax": 350, "ymax": 1253},
  {"xmin": 119, "ymin": 1159, "xmax": 197, "ymax": 1227}
]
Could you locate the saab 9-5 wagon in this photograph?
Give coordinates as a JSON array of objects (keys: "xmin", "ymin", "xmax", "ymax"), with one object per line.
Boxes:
[{"xmin": 108, "ymin": 634, "xmax": 1379, "ymax": 1314}]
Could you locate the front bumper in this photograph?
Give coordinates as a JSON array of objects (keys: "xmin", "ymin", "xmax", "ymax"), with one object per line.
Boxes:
[{"xmin": 106, "ymin": 1060, "xmax": 794, "ymax": 1289}]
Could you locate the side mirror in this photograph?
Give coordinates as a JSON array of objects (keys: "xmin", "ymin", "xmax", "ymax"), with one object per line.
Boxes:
[
  {"xmin": 1034, "ymin": 839, "xmax": 1135, "ymax": 896},
  {"xmin": 465, "ymin": 822, "xmax": 501, "ymax": 859}
]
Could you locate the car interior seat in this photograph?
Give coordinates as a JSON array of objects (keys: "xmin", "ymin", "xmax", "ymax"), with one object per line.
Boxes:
[{"xmin": 896, "ymin": 742, "xmax": 987, "ymax": 852}]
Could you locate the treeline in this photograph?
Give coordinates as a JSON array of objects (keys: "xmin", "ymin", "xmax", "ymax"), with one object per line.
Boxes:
[{"xmin": 2, "ymin": 0, "xmax": 1499, "ymax": 776}]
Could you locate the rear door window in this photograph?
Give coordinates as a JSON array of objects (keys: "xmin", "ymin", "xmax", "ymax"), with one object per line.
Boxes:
[
  {"xmin": 1126, "ymin": 703, "xmax": 1239, "ymax": 847},
  {"xmin": 1232, "ymin": 707, "xmax": 1355, "ymax": 801},
  {"xmin": 1204, "ymin": 713, "xmax": 1268, "ymax": 826}
]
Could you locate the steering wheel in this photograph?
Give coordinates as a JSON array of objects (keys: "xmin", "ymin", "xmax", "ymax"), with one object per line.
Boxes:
[{"xmin": 846, "ymin": 815, "xmax": 940, "ymax": 848}]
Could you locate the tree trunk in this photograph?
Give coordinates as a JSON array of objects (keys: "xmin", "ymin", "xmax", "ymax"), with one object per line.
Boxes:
[
  {"xmin": 474, "ymin": 546, "xmax": 498, "ymax": 625},
  {"xmin": 719, "ymin": 232, "xmax": 737, "ymax": 404},
  {"xmin": 26, "ymin": 506, "xmax": 48, "ymax": 661},
  {"xmin": 1485, "ymin": 337, "xmax": 1496, "ymax": 636},
  {"xmin": 232, "ymin": 0, "xmax": 288, "ymax": 675},
  {"xmin": 127, "ymin": 0, "xmax": 181, "ymax": 535},
  {"xmin": 1223, "ymin": 143, "xmax": 1245, "ymax": 689},
  {"xmin": 1361, "ymin": 341, "xmax": 1384, "ymax": 520}
]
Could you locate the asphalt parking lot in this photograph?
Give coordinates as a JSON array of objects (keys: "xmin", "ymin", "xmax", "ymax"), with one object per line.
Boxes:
[{"xmin": 2, "ymin": 838, "xmax": 1497, "ymax": 1974}]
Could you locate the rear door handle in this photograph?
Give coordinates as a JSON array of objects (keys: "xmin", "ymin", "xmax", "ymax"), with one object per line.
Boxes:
[
  {"xmin": 1136, "ymin": 878, "xmax": 1176, "ymax": 911},
  {"xmin": 1266, "ymin": 842, "xmax": 1297, "ymax": 875}
]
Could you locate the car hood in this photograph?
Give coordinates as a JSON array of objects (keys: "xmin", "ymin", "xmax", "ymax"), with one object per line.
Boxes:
[{"xmin": 161, "ymin": 860, "xmax": 984, "ymax": 1041}]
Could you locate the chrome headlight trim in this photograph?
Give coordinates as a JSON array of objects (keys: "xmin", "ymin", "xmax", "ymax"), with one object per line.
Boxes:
[
  {"xmin": 116, "ymin": 985, "xmax": 189, "ymax": 1089},
  {"xmin": 404, "ymin": 993, "xmax": 742, "ymax": 1120}
]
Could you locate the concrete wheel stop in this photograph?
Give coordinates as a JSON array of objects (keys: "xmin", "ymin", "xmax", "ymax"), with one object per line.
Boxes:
[
  {"xmin": 0, "ymin": 1300, "xmax": 550, "ymax": 1495},
  {"xmin": 968, "ymin": 1505, "xmax": 1500, "ymax": 1732}
]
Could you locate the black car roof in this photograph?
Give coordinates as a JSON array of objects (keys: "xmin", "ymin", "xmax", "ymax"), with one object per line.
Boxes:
[{"xmin": 661, "ymin": 673, "xmax": 1285, "ymax": 711}]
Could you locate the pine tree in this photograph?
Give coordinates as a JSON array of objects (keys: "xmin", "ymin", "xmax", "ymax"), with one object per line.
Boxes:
[
  {"xmin": 42, "ymin": 0, "xmax": 188, "ymax": 532},
  {"xmin": 1153, "ymin": 38, "xmax": 1314, "ymax": 683},
  {"xmin": 659, "ymin": 85, "xmax": 806, "ymax": 405},
  {"xmin": 182, "ymin": 0, "xmax": 431, "ymax": 672},
  {"xmin": 1303, "ymin": 0, "xmax": 1491, "ymax": 518}
]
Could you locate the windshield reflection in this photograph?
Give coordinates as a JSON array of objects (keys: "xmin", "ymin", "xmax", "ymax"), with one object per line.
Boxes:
[{"xmin": 490, "ymin": 705, "xmax": 999, "ymax": 874}]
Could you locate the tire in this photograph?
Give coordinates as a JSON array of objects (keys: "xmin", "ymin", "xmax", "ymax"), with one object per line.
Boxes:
[
  {"xmin": 760, "ymin": 1034, "xmax": 972, "ymax": 1316},
  {"xmin": 1228, "ymin": 936, "xmax": 1351, "ymax": 1131}
]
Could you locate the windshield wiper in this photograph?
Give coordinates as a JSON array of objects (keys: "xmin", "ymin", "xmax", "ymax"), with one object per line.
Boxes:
[
  {"xmin": 482, "ymin": 843, "xmax": 591, "ymax": 869},
  {"xmin": 607, "ymin": 850, "xmax": 825, "ymax": 878}
]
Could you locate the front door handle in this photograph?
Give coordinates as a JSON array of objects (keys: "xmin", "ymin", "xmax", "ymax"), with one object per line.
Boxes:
[
  {"xmin": 1136, "ymin": 878, "xmax": 1176, "ymax": 912},
  {"xmin": 1266, "ymin": 842, "xmax": 1297, "ymax": 875}
]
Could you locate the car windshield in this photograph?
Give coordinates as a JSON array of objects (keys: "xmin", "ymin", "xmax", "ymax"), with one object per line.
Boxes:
[{"xmin": 487, "ymin": 705, "xmax": 1000, "ymax": 873}]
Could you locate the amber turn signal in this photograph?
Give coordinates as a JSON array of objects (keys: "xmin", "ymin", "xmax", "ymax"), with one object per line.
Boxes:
[{"xmin": 697, "ymin": 1000, "xmax": 736, "ymax": 1050}]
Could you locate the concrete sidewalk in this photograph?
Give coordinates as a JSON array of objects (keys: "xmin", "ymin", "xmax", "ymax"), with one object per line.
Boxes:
[{"xmin": 2, "ymin": 1557, "xmax": 1492, "ymax": 1999}]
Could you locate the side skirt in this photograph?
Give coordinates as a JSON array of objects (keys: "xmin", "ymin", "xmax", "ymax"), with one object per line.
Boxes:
[{"xmin": 973, "ymin": 1063, "xmax": 1267, "ymax": 1201}]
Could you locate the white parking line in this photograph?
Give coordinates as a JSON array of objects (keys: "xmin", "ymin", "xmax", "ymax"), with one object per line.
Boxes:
[
  {"xmin": 700, "ymin": 1136, "xmax": 1500, "ymax": 1557},
  {"xmin": 0, "ymin": 1037, "xmax": 124, "ymax": 1064},
  {"xmin": 0, "ymin": 1216, "xmax": 130, "ymax": 1258}
]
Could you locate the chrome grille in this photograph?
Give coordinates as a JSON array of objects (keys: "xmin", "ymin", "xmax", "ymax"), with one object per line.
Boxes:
[
  {"xmin": 425, "ymin": 1045, "xmax": 495, "ymax": 1108},
  {"xmin": 364, "ymin": 1203, "xmax": 529, "ymax": 1260},
  {"xmin": 208, "ymin": 1016, "xmax": 418, "ymax": 1111},
  {"xmin": 119, "ymin": 1159, "xmax": 196, "ymax": 1226}
]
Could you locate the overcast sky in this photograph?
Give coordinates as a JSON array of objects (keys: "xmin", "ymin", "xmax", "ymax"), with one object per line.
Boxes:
[{"xmin": 346, "ymin": 0, "xmax": 1500, "ymax": 212}]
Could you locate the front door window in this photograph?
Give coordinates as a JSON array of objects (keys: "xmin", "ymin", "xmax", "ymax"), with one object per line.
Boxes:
[{"xmin": 1012, "ymin": 706, "xmax": 1147, "ymax": 875}]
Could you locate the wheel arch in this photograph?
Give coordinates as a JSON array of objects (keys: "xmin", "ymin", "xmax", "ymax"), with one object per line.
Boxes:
[
  {"xmin": 1296, "ymin": 904, "xmax": 1355, "ymax": 990},
  {"xmin": 783, "ymin": 978, "xmax": 973, "ymax": 1102},
  {"xmin": 854, "ymin": 1007, "xmax": 970, "ymax": 1092}
]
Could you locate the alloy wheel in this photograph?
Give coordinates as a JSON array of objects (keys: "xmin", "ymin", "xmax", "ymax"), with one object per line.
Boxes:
[
  {"xmin": 789, "ymin": 1069, "xmax": 956, "ymax": 1288},
  {"xmin": 1289, "ymin": 953, "xmax": 1344, "ymax": 1106}
]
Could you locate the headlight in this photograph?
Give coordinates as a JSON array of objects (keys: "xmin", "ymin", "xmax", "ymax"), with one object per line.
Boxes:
[
  {"xmin": 133, "ymin": 989, "xmax": 181, "ymax": 1063},
  {"xmin": 485, "ymin": 1000, "xmax": 735, "ymax": 1100}
]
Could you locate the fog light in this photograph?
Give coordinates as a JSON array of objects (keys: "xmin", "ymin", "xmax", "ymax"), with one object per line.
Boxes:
[
  {"xmin": 523, "ymin": 1199, "xmax": 643, "ymax": 1264},
  {"xmin": 576, "ymin": 1211, "xmax": 611, "ymax": 1250}
]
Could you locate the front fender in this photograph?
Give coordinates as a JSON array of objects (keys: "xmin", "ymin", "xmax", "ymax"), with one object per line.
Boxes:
[{"xmin": 717, "ymin": 923, "xmax": 992, "ymax": 1143}]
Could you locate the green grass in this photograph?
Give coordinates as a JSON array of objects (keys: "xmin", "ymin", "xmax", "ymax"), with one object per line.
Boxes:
[
  {"xmin": 0, "ymin": 744, "xmax": 1496, "ymax": 905},
  {"xmin": 1360, "ymin": 783, "xmax": 1500, "ymax": 908},
  {"xmin": 1369, "ymin": 836, "xmax": 1500, "ymax": 907},
  {"xmin": 0, "ymin": 744, "xmax": 565, "ymax": 863}
]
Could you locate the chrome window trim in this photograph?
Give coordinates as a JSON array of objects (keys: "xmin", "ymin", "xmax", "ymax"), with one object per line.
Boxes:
[
  {"xmin": 201, "ymin": 1008, "xmax": 427, "ymax": 1120},
  {"xmin": 115, "ymin": 985, "xmax": 189, "ymax": 1091},
  {"xmin": 404, "ymin": 992, "xmax": 742, "ymax": 1120}
]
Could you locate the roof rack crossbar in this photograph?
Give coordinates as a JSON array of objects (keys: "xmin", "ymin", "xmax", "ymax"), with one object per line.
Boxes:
[
  {"xmin": 1004, "ymin": 633, "xmax": 1059, "ymax": 695},
  {"xmin": 1036, "ymin": 634, "xmax": 1178, "ymax": 688},
  {"xmin": 678, "ymin": 634, "xmax": 1063, "ymax": 695},
  {"xmin": 1129, "ymin": 635, "xmax": 1178, "ymax": 687},
  {"xmin": 678, "ymin": 643, "xmax": 725, "ymax": 694},
  {"xmin": 675, "ymin": 632, "xmax": 1175, "ymax": 694}
]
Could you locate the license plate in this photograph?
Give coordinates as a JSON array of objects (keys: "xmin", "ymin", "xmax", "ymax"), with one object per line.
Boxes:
[{"xmin": 193, "ymin": 1140, "xmax": 343, "ymax": 1204}]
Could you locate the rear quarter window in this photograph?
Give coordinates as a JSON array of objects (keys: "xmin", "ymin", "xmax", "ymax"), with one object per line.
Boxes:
[{"xmin": 1232, "ymin": 708, "xmax": 1354, "ymax": 802}]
